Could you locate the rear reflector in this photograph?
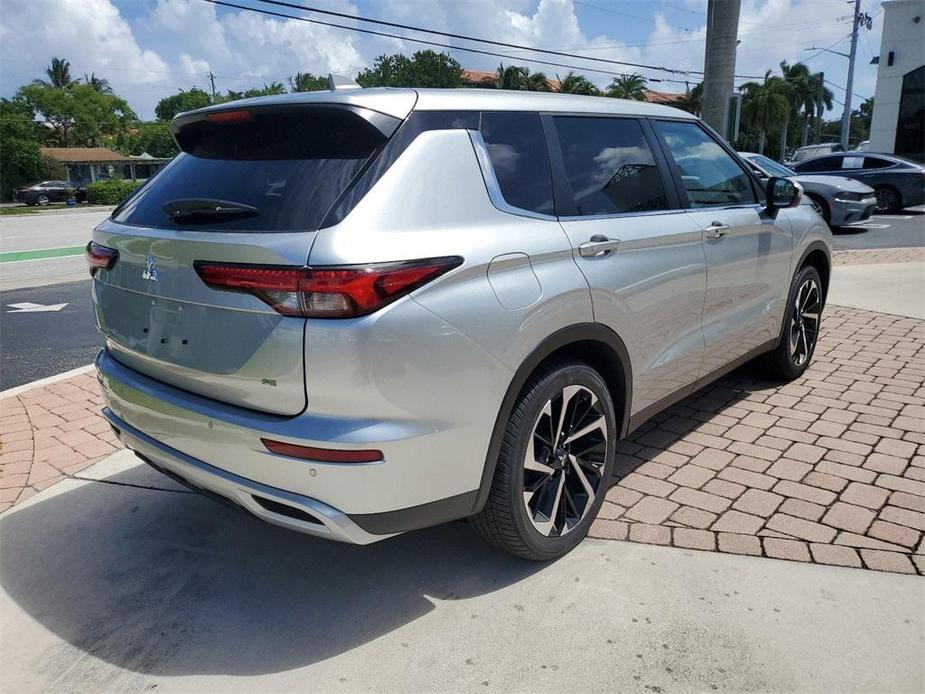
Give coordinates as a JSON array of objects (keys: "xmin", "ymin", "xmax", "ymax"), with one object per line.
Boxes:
[
  {"xmin": 261, "ymin": 438, "xmax": 383, "ymax": 463},
  {"xmin": 195, "ymin": 257, "xmax": 462, "ymax": 318},
  {"xmin": 86, "ymin": 241, "xmax": 118, "ymax": 276},
  {"xmin": 206, "ymin": 109, "xmax": 252, "ymax": 123}
]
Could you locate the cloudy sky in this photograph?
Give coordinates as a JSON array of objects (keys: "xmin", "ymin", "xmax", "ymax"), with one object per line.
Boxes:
[{"xmin": 0, "ymin": 0, "xmax": 882, "ymax": 120}]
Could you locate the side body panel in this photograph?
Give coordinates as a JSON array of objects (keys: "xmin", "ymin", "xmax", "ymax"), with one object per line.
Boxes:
[{"xmin": 558, "ymin": 212, "xmax": 707, "ymax": 414}]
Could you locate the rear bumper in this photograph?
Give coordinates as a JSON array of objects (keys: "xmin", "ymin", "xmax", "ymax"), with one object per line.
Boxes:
[
  {"xmin": 95, "ymin": 348, "xmax": 484, "ymax": 539},
  {"xmin": 105, "ymin": 409, "xmax": 387, "ymax": 544}
]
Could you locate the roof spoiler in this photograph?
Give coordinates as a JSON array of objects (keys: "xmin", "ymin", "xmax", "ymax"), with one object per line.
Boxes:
[{"xmin": 328, "ymin": 74, "xmax": 362, "ymax": 91}]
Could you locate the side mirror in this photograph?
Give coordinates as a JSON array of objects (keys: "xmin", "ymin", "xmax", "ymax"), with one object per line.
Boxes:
[{"xmin": 767, "ymin": 177, "xmax": 803, "ymax": 210}]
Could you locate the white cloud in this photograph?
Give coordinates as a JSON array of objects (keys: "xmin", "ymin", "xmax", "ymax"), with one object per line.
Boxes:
[{"xmin": 0, "ymin": 0, "xmax": 877, "ymax": 120}]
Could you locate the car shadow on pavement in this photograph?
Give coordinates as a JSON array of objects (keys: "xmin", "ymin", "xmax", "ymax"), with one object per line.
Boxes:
[{"xmin": 0, "ymin": 463, "xmax": 544, "ymax": 677}]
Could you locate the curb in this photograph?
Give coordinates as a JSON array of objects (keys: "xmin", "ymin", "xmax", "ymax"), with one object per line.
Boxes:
[{"xmin": 0, "ymin": 364, "xmax": 95, "ymax": 400}]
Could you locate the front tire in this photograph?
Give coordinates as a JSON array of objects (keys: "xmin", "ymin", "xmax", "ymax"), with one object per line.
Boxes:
[
  {"xmin": 36, "ymin": 194, "xmax": 50, "ymax": 206},
  {"xmin": 471, "ymin": 360, "xmax": 616, "ymax": 560},
  {"xmin": 761, "ymin": 265, "xmax": 824, "ymax": 381}
]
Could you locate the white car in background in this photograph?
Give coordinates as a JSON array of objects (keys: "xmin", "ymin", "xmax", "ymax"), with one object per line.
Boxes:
[{"xmin": 740, "ymin": 152, "xmax": 877, "ymax": 227}]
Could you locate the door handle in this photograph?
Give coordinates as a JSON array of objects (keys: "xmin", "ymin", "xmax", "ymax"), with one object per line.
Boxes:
[
  {"xmin": 579, "ymin": 235, "xmax": 621, "ymax": 258},
  {"xmin": 704, "ymin": 221, "xmax": 730, "ymax": 239}
]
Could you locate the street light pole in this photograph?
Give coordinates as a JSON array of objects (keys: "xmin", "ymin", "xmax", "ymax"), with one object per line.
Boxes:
[
  {"xmin": 701, "ymin": 0, "xmax": 741, "ymax": 137},
  {"xmin": 840, "ymin": 0, "xmax": 862, "ymax": 149}
]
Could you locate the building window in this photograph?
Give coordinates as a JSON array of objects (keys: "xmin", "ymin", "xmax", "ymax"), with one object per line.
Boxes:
[{"xmin": 895, "ymin": 65, "xmax": 924, "ymax": 162}]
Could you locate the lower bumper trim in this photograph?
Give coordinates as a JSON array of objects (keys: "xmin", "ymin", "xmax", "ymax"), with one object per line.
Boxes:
[{"xmin": 104, "ymin": 408, "xmax": 392, "ymax": 545}]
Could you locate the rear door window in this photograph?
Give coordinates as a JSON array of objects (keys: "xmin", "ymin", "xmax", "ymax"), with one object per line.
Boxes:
[
  {"xmin": 862, "ymin": 156, "xmax": 893, "ymax": 169},
  {"xmin": 794, "ymin": 155, "xmax": 843, "ymax": 172},
  {"xmin": 654, "ymin": 120, "xmax": 757, "ymax": 207},
  {"xmin": 114, "ymin": 108, "xmax": 392, "ymax": 231},
  {"xmin": 480, "ymin": 111, "xmax": 554, "ymax": 215},
  {"xmin": 553, "ymin": 116, "xmax": 669, "ymax": 215}
]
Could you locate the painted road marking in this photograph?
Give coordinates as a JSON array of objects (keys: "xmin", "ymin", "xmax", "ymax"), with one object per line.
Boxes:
[
  {"xmin": 6, "ymin": 302, "xmax": 69, "ymax": 313},
  {"xmin": 0, "ymin": 246, "xmax": 85, "ymax": 263},
  {"xmin": 874, "ymin": 215, "xmax": 913, "ymax": 220},
  {"xmin": 845, "ymin": 222, "xmax": 891, "ymax": 229}
]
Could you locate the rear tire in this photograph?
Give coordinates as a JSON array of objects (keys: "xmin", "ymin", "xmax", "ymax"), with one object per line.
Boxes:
[
  {"xmin": 761, "ymin": 265, "xmax": 824, "ymax": 381},
  {"xmin": 874, "ymin": 185, "xmax": 901, "ymax": 213},
  {"xmin": 471, "ymin": 360, "xmax": 616, "ymax": 560}
]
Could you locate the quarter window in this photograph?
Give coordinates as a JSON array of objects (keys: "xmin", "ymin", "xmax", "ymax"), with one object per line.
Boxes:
[
  {"xmin": 862, "ymin": 156, "xmax": 892, "ymax": 169},
  {"xmin": 654, "ymin": 120, "xmax": 756, "ymax": 207},
  {"xmin": 553, "ymin": 116, "xmax": 669, "ymax": 215},
  {"xmin": 480, "ymin": 112, "xmax": 554, "ymax": 215}
]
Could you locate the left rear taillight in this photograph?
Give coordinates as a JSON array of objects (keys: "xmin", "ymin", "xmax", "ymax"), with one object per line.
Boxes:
[
  {"xmin": 194, "ymin": 256, "xmax": 462, "ymax": 318},
  {"xmin": 86, "ymin": 241, "xmax": 118, "ymax": 277}
]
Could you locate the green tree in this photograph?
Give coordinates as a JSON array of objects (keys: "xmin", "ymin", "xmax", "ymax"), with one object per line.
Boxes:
[
  {"xmin": 0, "ymin": 98, "xmax": 48, "ymax": 200},
  {"xmin": 808, "ymin": 72, "xmax": 834, "ymax": 144},
  {"xmin": 109, "ymin": 121, "xmax": 178, "ymax": 158},
  {"xmin": 677, "ymin": 82, "xmax": 703, "ymax": 115},
  {"xmin": 220, "ymin": 82, "xmax": 287, "ymax": 102},
  {"xmin": 606, "ymin": 73, "xmax": 648, "ymax": 100},
  {"xmin": 18, "ymin": 83, "xmax": 135, "ymax": 147},
  {"xmin": 357, "ymin": 50, "xmax": 464, "ymax": 88},
  {"xmin": 289, "ymin": 72, "xmax": 329, "ymax": 92},
  {"xmin": 556, "ymin": 72, "xmax": 599, "ymax": 95},
  {"xmin": 83, "ymin": 73, "xmax": 113, "ymax": 94},
  {"xmin": 154, "ymin": 87, "xmax": 212, "ymax": 121},
  {"xmin": 739, "ymin": 70, "xmax": 791, "ymax": 155},
  {"xmin": 492, "ymin": 64, "xmax": 551, "ymax": 91},
  {"xmin": 34, "ymin": 57, "xmax": 78, "ymax": 89},
  {"xmin": 856, "ymin": 97, "xmax": 874, "ymax": 135}
]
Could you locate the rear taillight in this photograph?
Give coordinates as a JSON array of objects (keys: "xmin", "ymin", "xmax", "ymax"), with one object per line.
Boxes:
[
  {"xmin": 86, "ymin": 241, "xmax": 118, "ymax": 276},
  {"xmin": 194, "ymin": 257, "xmax": 462, "ymax": 318},
  {"xmin": 261, "ymin": 438, "xmax": 383, "ymax": 463}
]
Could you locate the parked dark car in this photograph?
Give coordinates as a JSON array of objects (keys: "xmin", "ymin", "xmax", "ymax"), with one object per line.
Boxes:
[
  {"xmin": 13, "ymin": 180, "xmax": 86, "ymax": 206},
  {"xmin": 790, "ymin": 153, "xmax": 925, "ymax": 212}
]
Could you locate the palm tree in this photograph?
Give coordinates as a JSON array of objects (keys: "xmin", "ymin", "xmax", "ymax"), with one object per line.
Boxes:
[
  {"xmin": 83, "ymin": 73, "xmax": 113, "ymax": 94},
  {"xmin": 677, "ymin": 82, "xmax": 703, "ymax": 116},
  {"xmin": 522, "ymin": 68, "xmax": 551, "ymax": 92},
  {"xmin": 606, "ymin": 73, "xmax": 647, "ymax": 100},
  {"xmin": 779, "ymin": 61, "xmax": 811, "ymax": 160},
  {"xmin": 808, "ymin": 72, "xmax": 834, "ymax": 144},
  {"xmin": 740, "ymin": 70, "xmax": 791, "ymax": 155},
  {"xmin": 557, "ymin": 71, "xmax": 599, "ymax": 95},
  {"xmin": 495, "ymin": 64, "xmax": 525, "ymax": 90},
  {"xmin": 34, "ymin": 57, "xmax": 78, "ymax": 88}
]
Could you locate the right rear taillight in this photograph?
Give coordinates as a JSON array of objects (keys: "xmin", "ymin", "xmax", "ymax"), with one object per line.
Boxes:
[
  {"xmin": 194, "ymin": 257, "xmax": 462, "ymax": 318},
  {"xmin": 86, "ymin": 241, "xmax": 118, "ymax": 276}
]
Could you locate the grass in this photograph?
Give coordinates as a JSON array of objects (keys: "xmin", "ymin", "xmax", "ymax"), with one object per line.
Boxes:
[{"xmin": 0, "ymin": 204, "xmax": 72, "ymax": 216}]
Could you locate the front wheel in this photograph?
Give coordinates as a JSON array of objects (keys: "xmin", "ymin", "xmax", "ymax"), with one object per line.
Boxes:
[
  {"xmin": 471, "ymin": 361, "xmax": 616, "ymax": 560},
  {"xmin": 36, "ymin": 194, "xmax": 50, "ymax": 206},
  {"xmin": 761, "ymin": 265, "xmax": 824, "ymax": 381},
  {"xmin": 807, "ymin": 195, "xmax": 830, "ymax": 224}
]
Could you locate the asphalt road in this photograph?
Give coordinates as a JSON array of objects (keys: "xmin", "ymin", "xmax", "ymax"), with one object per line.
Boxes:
[
  {"xmin": 0, "ymin": 280, "xmax": 103, "ymax": 390},
  {"xmin": 831, "ymin": 208, "xmax": 925, "ymax": 250}
]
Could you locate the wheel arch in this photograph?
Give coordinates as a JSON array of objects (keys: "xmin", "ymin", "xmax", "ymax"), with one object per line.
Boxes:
[
  {"xmin": 471, "ymin": 323, "xmax": 632, "ymax": 514},
  {"xmin": 797, "ymin": 240, "xmax": 831, "ymax": 302}
]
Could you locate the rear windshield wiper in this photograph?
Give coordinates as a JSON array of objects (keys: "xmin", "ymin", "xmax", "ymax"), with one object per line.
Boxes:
[{"xmin": 162, "ymin": 198, "xmax": 258, "ymax": 221}]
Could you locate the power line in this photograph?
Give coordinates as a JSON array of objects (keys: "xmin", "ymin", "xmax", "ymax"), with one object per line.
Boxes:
[
  {"xmin": 203, "ymin": 0, "xmax": 696, "ymax": 85},
  {"xmin": 249, "ymin": 0, "xmax": 692, "ymax": 76}
]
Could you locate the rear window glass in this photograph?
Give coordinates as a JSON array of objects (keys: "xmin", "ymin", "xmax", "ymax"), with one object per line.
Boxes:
[
  {"xmin": 114, "ymin": 108, "xmax": 389, "ymax": 231},
  {"xmin": 480, "ymin": 112, "xmax": 554, "ymax": 215}
]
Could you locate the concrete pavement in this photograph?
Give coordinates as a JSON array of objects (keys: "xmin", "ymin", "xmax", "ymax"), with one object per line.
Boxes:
[
  {"xmin": 827, "ymin": 261, "xmax": 925, "ymax": 319},
  {"xmin": 2, "ymin": 245, "xmax": 924, "ymax": 692},
  {"xmin": 1, "ymin": 451, "xmax": 922, "ymax": 693}
]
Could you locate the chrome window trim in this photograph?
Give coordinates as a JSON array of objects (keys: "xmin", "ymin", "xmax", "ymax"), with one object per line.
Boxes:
[{"xmin": 468, "ymin": 129, "xmax": 559, "ymax": 222}]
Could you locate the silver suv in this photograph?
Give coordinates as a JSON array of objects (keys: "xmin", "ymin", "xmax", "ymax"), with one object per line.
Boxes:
[{"xmin": 89, "ymin": 87, "xmax": 831, "ymax": 560}]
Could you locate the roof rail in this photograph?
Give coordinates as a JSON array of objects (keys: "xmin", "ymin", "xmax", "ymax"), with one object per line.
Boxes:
[{"xmin": 328, "ymin": 74, "xmax": 362, "ymax": 91}]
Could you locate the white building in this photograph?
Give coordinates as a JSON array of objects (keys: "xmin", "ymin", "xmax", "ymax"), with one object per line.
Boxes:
[{"xmin": 867, "ymin": 0, "xmax": 925, "ymax": 160}]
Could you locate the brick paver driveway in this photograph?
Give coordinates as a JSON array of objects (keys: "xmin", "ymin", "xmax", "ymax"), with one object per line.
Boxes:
[
  {"xmin": 591, "ymin": 306, "xmax": 924, "ymax": 576},
  {"xmin": 2, "ymin": 302, "xmax": 923, "ymax": 576}
]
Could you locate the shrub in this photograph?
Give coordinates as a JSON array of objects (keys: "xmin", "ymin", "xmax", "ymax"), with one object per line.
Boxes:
[{"xmin": 85, "ymin": 179, "xmax": 141, "ymax": 205}]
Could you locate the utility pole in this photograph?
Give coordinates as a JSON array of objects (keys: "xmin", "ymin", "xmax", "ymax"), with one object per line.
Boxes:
[
  {"xmin": 208, "ymin": 71, "xmax": 217, "ymax": 104},
  {"xmin": 840, "ymin": 0, "xmax": 862, "ymax": 149},
  {"xmin": 701, "ymin": 0, "xmax": 741, "ymax": 137}
]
